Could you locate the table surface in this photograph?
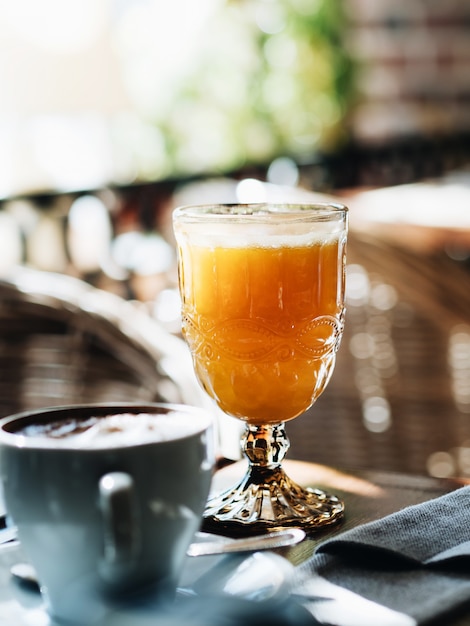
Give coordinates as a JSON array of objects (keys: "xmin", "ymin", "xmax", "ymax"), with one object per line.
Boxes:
[
  {"xmin": 212, "ymin": 460, "xmax": 470, "ymax": 562},
  {"xmin": 2, "ymin": 459, "xmax": 470, "ymax": 625},
  {"xmin": 212, "ymin": 459, "xmax": 470, "ymax": 625}
]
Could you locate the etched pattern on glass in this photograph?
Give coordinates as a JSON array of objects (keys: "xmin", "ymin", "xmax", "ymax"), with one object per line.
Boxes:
[{"xmin": 183, "ymin": 314, "xmax": 344, "ymax": 362}]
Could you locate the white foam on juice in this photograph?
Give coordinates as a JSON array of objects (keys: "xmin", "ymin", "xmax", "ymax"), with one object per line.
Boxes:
[{"xmin": 176, "ymin": 221, "xmax": 343, "ymax": 249}]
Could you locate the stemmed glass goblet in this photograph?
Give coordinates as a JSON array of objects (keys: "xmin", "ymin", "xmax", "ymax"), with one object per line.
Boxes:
[{"xmin": 173, "ymin": 203, "xmax": 348, "ymax": 535}]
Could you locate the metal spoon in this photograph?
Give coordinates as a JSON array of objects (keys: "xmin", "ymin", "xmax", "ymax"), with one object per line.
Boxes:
[{"xmin": 187, "ymin": 527, "xmax": 306, "ymax": 557}]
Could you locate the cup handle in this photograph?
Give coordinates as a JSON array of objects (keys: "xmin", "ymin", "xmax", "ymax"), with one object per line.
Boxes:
[{"xmin": 98, "ymin": 472, "xmax": 140, "ymax": 580}]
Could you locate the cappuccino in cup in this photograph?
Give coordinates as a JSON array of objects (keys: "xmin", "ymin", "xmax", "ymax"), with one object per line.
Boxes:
[
  {"xmin": 17, "ymin": 411, "xmax": 206, "ymax": 447},
  {"xmin": 0, "ymin": 403, "xmax": 214, "ymax": 625}
]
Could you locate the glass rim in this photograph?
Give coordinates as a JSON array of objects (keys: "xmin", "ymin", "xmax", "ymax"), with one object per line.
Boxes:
[{"xmin": 173, "ymin": 202, "xmax": 348, "ymax": 223}]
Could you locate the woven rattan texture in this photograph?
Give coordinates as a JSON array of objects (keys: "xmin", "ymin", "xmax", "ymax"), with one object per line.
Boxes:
[
  {"xmin": 287, "ymin": 232, "xmax": 470, "ymax": 478},
  {"xmin": 0, "ymin": 269, "xmax": 195, "ymax": 419}
]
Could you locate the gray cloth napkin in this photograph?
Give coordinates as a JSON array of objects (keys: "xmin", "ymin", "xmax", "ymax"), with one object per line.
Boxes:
[{"xmin": 297, "ymin": 486, "xmax": 470, "ymax": 625}]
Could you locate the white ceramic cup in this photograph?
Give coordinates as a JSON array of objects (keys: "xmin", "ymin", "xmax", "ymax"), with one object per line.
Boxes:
[{"xmin": 0, "ymin": 403, "xmax": 214, "ymax": 624}]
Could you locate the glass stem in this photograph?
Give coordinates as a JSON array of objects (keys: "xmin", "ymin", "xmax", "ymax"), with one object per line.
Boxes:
[
  {"xmin": 242, "ymin": 423, "xmax": 288, "ymax": 467},
  {"xmin": 203, "ymin": 421, "xmax": 344, "ymax": 536}
]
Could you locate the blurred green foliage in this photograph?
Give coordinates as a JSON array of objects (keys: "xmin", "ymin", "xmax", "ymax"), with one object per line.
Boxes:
[{"xmin": 144, "ymin": 0, "xmax": 356, "ymax": 179}]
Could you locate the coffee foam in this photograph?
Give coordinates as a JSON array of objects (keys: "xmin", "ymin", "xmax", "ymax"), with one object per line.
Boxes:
[{"xmin": 18, "ymin": 412, "xmax": 206, "ymax": 448}]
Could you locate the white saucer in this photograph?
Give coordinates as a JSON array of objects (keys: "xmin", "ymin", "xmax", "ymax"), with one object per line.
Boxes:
[{"xmin": 0, "ymin": 533, "xmax": 294, "ymax": 625}]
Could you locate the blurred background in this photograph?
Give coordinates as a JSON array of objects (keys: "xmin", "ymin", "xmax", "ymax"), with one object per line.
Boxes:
[
  {"xmin": 1, "ymin": 0, "xmax": 469, "ymax": 283},
  {"xmin": 1, "ymin": 0, "xmax": 470, "ymax": 479},
  {"xmin": 1, "ymin": 0, "xmax": 469, "ymax": 196}
]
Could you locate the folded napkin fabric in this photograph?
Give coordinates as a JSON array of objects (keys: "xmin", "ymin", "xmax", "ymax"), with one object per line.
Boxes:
[{"xmin": 297, "ymin": 486, "xmax": 470, "ymax": 625}]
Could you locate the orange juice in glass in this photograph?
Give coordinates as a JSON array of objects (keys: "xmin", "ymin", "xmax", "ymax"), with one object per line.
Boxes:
[{"xmin": 173, "ymin": 203, "xmax": 347, "ymax": 534}]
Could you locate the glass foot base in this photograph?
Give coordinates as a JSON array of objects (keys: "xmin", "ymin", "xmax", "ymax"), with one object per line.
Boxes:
[{"xmin": 202, "ymin": 463, "xmax": 344, "ymax": 537}]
